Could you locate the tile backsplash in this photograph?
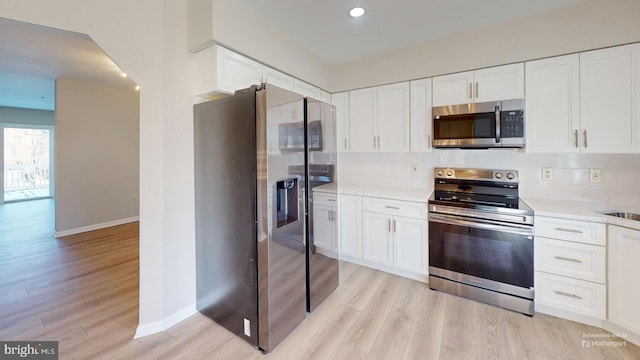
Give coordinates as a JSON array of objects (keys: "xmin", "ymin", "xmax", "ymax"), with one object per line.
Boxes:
[{"xmin": 338, "ymin": 150, "xmax": 640, "ymax": 208}]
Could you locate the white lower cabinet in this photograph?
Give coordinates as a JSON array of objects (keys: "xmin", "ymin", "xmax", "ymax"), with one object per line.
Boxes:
[
  {"xmin": 339, "ymin": 194, "xmax": 362, "ymax": 259},
  {"xmin": 363, "ymin": 212, "xmax": 394, "ymax": 266},
  {"xmin": 534, "ymin": 215, "xmax": 606, "ymax": 321},
  {"xmin": 361, "ymin": 197, "xmax": 427, "ymax": 279},
  {"xmin": 312, "ymin": 192, "xmax": 338, "ymax": 256},
  {"xmin": 608, "ymin": 225, "xmax": 640, "ymax": 335}
]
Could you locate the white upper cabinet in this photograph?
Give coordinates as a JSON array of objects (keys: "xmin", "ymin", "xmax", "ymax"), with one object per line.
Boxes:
[
  {"xmin": 580, "ymin": 43, "xmax": 640, "ymax": 153},
  {"xmin": 262, "ymin": 65, "xmax": 294, "ymax": 92},
  {"xmin": 293, "ymin": 79, "xmax": 322, "ymax": 99},
  {"xmin": 377, "ymin": 82, "xmax": 410, "ymax": 152},
  {"xmin": 526, "ymin": 44, "xmax": 640, "ymax": 154},
  {"xmin": 349, "ymin": 87, "xmax": 378, "ymax": 152},
  {"xmin": 194, "ymin": 45, "xmax": 261, "ymax": 96},
  {"xmin": 432, "ymin": 71, "xmax": 474, "ymax": 106},
  {"xmin": 348, "ymin": 83, "xmax": 410, "ymax": 153},
  {"xmin": 320, "ymin": 90, "xmax": 331, "ymax": 103},
  {"xmin": 432, "ymin": 63, "xmax": 524, "ymax": 106},
  {"xmin": 331, "ymin": 92, "xmax": 350, "ymax": 152},
  {"xmin": 525, "ymin": 54, "xmax": 580, "ymax": 153},
  {"xmin": 410, "ymin": 78, "xmax": 433, "ymax": 152}
]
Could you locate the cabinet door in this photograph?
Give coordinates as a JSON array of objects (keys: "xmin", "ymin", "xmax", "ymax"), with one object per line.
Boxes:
[
  {"xmin": 377, "ymin": 82, "xmax": 410, "ymax": 152},
  {"xmin": 580, "ymin": 43, "xmax": 640, "ymax": 153},
  {"xmin": 331, "ymin": 92, "xmax": 350, "ymax": 152},
  {"xmin": 216, "ymin": 46, "xmax": 262, "ymax": 94},
  {"xmin": 313, "ymin": 205, "xmax": 334, "ymax": 252},
  {"xmin": 474, "ymin": 63, "xmax": 524, "ymax": 103},
  {"xmin": 410, "ymin": 78, "xmax": 433, "ymax": 152},
  {"xmin": 393, "ymin": 216, "xmax": 427, "ymax": 275},
  {"xmin": 608, "ymin": 225, "xmax": 640, "ymax": 335},
  {"xmin": 340, "ymin": 195, "xmax": 363, "ymax": 259},
  {"xmin": 262, "ymin": 65, "xmax": 294, "ymax": 91},
  {"xmin": 349, "ymin": 87, "xmax": 377, "ymax": 152},
  {"xmin": 525, "ymin": 55, "xmax": 580, "ymax": 153},
  {"xmin": 363, "ymin": 212, "xmax": 393, "ymax": 266},
  {"xmin": 432, "ymin": 71, "xmax": 474, "ymax": 106},
  {"xmin": 293, "ymin": 79, "xmax": 322, "ymax": 99}
]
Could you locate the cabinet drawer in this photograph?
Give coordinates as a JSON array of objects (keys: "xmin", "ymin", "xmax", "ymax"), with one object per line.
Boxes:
[
  {"xmin": 363, "ymin": 197, "xmax": 427, "ymax": 219},
  {"xmin": 535, "ymin": 271, "xmax": 606, "ymax": 319},
  {"xmin": 535, "ymin": 217, "xmax": 605, "ymax": 246},
  {"xmin": 534, "ymin": 237, "xmax": 605, "ymax": 284},
  {"xmin": 313, "ymin": 192, "xmax": 338, "ymax": 206}
]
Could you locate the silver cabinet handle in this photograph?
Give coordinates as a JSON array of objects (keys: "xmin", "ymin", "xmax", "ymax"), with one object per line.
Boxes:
[
  {"xmin": 344, "ymin": 138, "xmax": 347, "ymax": 150},
  {"xmin": 469, "ymin": 83, "xmax": 473, "ymax": 99},
  {"xmin": 331, "ymin": 210, "xmax": 335, "ymax": 221},
  {"xmin": 554, "ymin": 255, "xmax": 583, "ymax": 264},
  {"xmin": 377, "ymin": 136, "xmax": 381, "ymax": 150},
  {"xmin": 427, "ymin": 134, "xmax": 431, "ymax": 148},
  {"xmin": 475, "ymin": 81, "xmax": 479, "ymax": 98},
  {"xmin": 385, "ymin": 206, "xmax": 400, "ymax": 210},
  {"xmin": 328, "ymin": 211, "xmax": 332, "ymax": 221},
  {"xmin": 554, "ymin": 290, "xmax": 583, "ymax": 300},
  {"xmin": 326, "ymin": 199, "xmax": 336, "ymax": 202},
  {"xmin": 583, "ymin": 129, "xmax": 588, "ymax": 148},
  {"xmin": 574, "ymin": 130, "xmax": 578, "ymax": 148},
  {"xmin": 388, "ymin": 219, "xmax": 391, "ymax": 232},
  {"xmin": 554, "ymin": 227, "xmax": 583, "ymax": 234},
  {"xmin": 393, "ymin": 219, "xmax": 396, "ymax": 233},
  {"xmin": 373, "ymin": 136, "xmax": 376, "ymax": 149}
]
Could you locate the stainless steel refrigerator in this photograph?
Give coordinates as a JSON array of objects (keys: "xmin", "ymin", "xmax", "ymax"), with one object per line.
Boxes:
[{"xmin": 194, "ymin": 84, "xmax": 338, "ymax": 352}]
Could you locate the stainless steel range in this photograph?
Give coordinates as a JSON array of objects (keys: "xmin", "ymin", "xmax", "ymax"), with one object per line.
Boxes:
[{"xmin": 428, "ymin": 168, "xmax": 535, "ymax": 315}]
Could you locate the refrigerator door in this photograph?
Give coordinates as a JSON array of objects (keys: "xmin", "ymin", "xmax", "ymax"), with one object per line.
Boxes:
[
  {"xmin": 194, "ymin": 88, "xmax": 259, "ymax": 346},
  {"xmin": 306, "ymin": 98, "xmax": 339, "ymax": 312},
  {"xmin": 257, "ymin": 85, "xmax": 307, "ymax": 352}
]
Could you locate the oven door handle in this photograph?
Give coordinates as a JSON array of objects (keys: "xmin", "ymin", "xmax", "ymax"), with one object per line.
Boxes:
[{"xmin": 429, "ymin": 213, "xmax": 533, "ymax": 236}]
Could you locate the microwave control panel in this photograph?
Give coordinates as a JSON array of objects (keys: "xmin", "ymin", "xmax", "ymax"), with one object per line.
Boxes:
[{"xmin": 501, "ymin": 110, "xmax": 524, "ymax": 138}]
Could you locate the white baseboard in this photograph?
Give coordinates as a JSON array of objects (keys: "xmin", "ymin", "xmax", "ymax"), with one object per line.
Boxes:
[
  {"xmin": 54, "ymin": 216, "xmax": 139, "ymax": 237},
  {"xmin": 134, "ymin": 303, "xmax": 197, "ymax": 339},
  {"xmin": 339, "ymin": 255, "xmax": 428, "ymax": 283}
]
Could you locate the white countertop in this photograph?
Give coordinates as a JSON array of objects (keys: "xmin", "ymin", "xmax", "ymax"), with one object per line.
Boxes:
[{"xmin": 524, "ymin": 197, "xmax": 640, "ymax": 231}]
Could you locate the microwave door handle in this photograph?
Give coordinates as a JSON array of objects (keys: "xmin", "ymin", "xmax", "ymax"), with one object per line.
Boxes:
[{"xmin": 495, "ymin": 106, "xmax": 501, "ymax": 144}]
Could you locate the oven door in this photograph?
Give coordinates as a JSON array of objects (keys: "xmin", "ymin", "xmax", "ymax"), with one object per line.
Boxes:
[{"xmin": 428, "ymin": 213, "xmax": 534, "ymax": 298}]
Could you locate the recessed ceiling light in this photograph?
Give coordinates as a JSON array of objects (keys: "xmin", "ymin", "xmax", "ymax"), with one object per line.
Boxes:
[
  {"xmin": 349, "ymin": 7, "xmax": 365, "ymax": 18},
  {"xmin": 120, "ymin": 72, "xmax": 128, "ymax": 78},
  {"xmin": 135, "ymin": 85, "xmax": 140, "ymax": 91}
]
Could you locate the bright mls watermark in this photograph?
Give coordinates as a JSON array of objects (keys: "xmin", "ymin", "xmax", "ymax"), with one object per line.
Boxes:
[
  {"xmin": 581, "ymin": 332, "xmax": 627, "ymax": 348},
  {"xmin": 1, "ymin": 341, "xmax": 58, "ymax": 359}
]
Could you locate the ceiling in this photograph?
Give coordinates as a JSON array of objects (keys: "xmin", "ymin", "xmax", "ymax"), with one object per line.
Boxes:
[
  {"xmin": 0, "ymin": 17, "xmax": 135, "ymax": 111},
  {"xmin": 241, "ymin": 0, "xmax": 588, "ymax": 65},
  {"xmin": 0, "ymin": 1, "xmax": 588, "ymax": 111}
]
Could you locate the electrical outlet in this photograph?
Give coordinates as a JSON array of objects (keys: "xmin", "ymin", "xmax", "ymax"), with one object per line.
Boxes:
[
  {"xmin": 132, "ymin": 196, "xmax": 138, "ymax": 204},
  {"xmin": 541, "ymin": 168, "xmax": 553, "ymax": 182},
  {"xmin": 411, "ymin": 164, "xmax": 418, "ymax": 174},
  {"xmin": 589, "ymin": 169, "xmax": 602, "ymax": 183}
]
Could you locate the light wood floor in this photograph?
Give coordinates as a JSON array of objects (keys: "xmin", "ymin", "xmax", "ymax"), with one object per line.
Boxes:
[{"xmin": 1, "ymin": 199, "xmax": 640, "ymax": 359}]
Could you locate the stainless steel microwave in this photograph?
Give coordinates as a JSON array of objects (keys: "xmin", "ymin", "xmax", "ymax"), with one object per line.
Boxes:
[{"xmin": 432, "ymin": 99, "xmax": 525, "ymax": 149}]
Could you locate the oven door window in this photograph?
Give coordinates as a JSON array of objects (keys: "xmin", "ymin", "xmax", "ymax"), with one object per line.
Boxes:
[
  {"xmin": 434, "ymin": 112, "xmax": 496, "ymax": 140},
  {"xmin": 429, "ymin": 220, "xmax": 533, "ymax": 289}
]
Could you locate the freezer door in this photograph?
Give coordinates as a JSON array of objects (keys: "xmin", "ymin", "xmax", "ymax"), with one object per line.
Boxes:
[
  {"xmin": 257, "ymin": 84, "xmax": 307, "ymax": 352},
  {"xmin": 194, "ymin": 89, "xmax": 258, "ymax": 346}
]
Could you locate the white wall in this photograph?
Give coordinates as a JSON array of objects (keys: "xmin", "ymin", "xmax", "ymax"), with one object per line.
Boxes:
[
  {"xmin": 55, "ymin": 78, "xmax": 139, "ymax": 233},
  {"xmin": 332, "ymin": 0, "xmax": 640, "ymax": 91},
  {"xmin": 0, "ymin": 0, "xmax": 195, "ymax": 337},
  {"xmin": 0, "ymin": 106, "xmax": 54, "ymax": 126},
  {"xmin": 339, "ymin": 152, "xmax": 640, "ymax": 209},
  {"xmin": 188, "ymin": 0, "xmax": 333, "ymax": 90}
]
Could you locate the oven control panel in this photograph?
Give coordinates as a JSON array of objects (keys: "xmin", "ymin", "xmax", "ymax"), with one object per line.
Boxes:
[{"xmin": 434, "ymin": 168, "xmax": 519, "ymax": 182}]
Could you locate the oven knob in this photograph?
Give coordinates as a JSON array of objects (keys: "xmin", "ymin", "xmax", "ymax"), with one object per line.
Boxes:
[
  {"xmin": 495, "ymin": 172, "xmax": 503, "ymax": 179},
  {"xmin": 507, "ymin": 172, "xmax": 515, "ymax": 180},
  {"xmin": 437, "ymin": 170, "xmax": 444, "ymax": 177},
  {"xmin": 446, "ymin": 170, "xmax": 453, "ymax": 177}
]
